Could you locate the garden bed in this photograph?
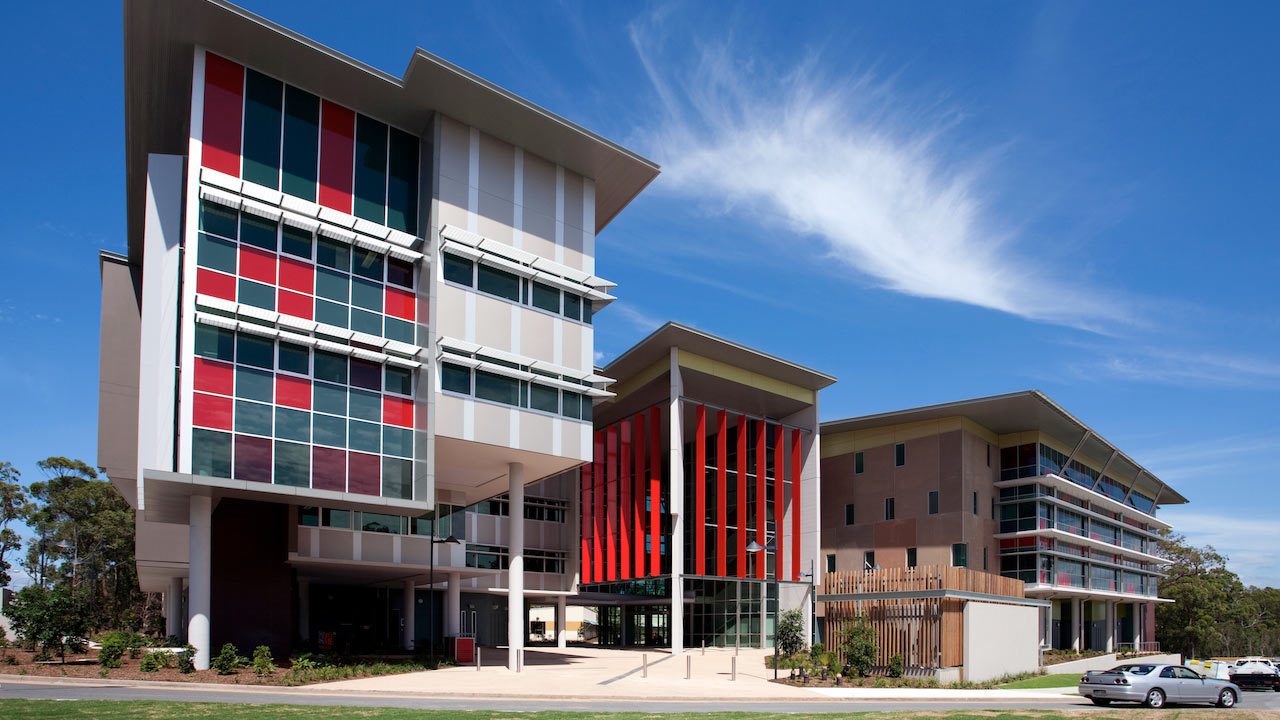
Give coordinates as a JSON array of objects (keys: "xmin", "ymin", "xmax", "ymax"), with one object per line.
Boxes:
[{"xmin": 0, "ymin": 647, "xmax": 448, "ymax": 686}]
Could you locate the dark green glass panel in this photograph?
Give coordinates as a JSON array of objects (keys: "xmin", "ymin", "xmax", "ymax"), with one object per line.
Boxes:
[
  {"xmin": 382, "ymin": 457, "xmax": 413, "ymax": 500},
  {"xmin": 236, "ymin": 335, "xmax": 274, "ymax": 369},
  {"xmin": 353, "ymin": 114, "xmax": 388, "ymax": 224},
  {"xmin": 351, "ymin": 309, "xmax": 382, "ymax": 337},
  {"xmin": 281, "ymin": 225, "xmax": 312, "ymax": 259},
  {"xmin": 315, "ymin": 299, "xmax": 348, "ymax": 328},
  {"xmin": 531, "ymin": 281, "xmax": 560, "ymax": 313},
  {"xmin": 441, "ymin": 364, "xmax": 471, "ymax": 394},
  {"xmin": 197, "ymin": 233, "xmax": 237, "ymax": 273},
  {"xmin": 242, "ymin": 69, "xmax": 283, "ymax": 189},
  {"xmin": 195, "ymin": 325, "xmax": 235, "ymax": 361},
  {"xmin": 313, "ymin": 414, "xmax": 346, "ymax": 447},
  {"xmin": 313, "ymin": 351, "xmax": 348, "ymax": 384},
  {"xmin": 384, "ymin": 317, "xmax": 414, "ymax": 344},
  {"xmin": 238, "ymin": 279, "xmax": 276, "ymax": 310},
  {"xmin": 192, "ymin": 429, "xmax": 232, "ymax": 478},
  {"xmin": 274, "ymin": 441, "xmax": 310, "ymax": 487},
  {"xmin": 352, "ymin": 247, "xmax": 384, "ymax": 281},
  {"xmin": 385, "ymin": 366, "xmax": 412, "ymax": 396},
  {"xmin": 351, "ymin": 278, "xmax": 383, "ymax": 311},
  {"xmin": 349, "ymin": 419, "xmax": 381, "ymax": 453},
  {"xmin": 563, "ymin": 292, "xmax": 582, "ymax": 321},
  {"xmin": 278, "ymin": 342, "xmax": 309, "ymax": 374},
  {"xmin": 312, "ymin": 382, "xmax": 346, "ymax": 415},
  {"xmin": 281, "ymin": 85, "xmax": 319, "ymax": 201},
  {"xmin": 386, "ymin": 127, "xmax": 418, "ymax": 234},
  {"xmin": 239, "ymin": 214, "xmax": 277, "ymax": 251},
  {"xmin": 275, "ymin": 408, "xmax": 310, "ymax": 442},
  {"xmin": 475, "ymin": 370, "xmax": 521, "ymax": 406},
  {"xmin": 234, "ymin": 400, "xmax": 273, "ymax": 436},
  {"xmin": 199, "ymin": 200, "xmax": 237, "ymax": 239},
  {"xmin": 443, "ymin": 253, "xmax": 473, "ymax": 286},
  {"xmin": 235, "ymin": 366, "xmax": 273, "ymax": 402},
  {"xmin": 382, "ymin": 426, "xmax": 413, "ymax": 458},
  {"xmin": 477, "ymin": 264, "xmax": 520, "ymax": 302},
  {"xmin": 316, "ymin": 237, "xmax": 350, "ymax": 271},
  {"xmin": 348, "ymin": 389, "xmax": 381, "ymax": 422},
  {"xmin": 530, "ymin": 384, "xmax": 559, "ymax": 414},
  {"xmin": 315, "ymin": 268, "xmax": 349, "ymax": 302}
]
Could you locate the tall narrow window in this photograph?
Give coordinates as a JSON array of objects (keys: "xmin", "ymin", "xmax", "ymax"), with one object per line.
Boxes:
[
  {"xmin": 844, "ymin": 503, "xmax": 855, "ymax": 525},
  {"xmin": 972, "ymin": 491, "xmax": 979, "ymax": 515},
  {"xmin": 951, "ymin": 543, "xmax": 968, "ymax": 568},
  {"xmin": 386, "ymin": 127, "xmax": 419, "ymax": 235},
  {"xmin": 242, "ymin": 69, "xmax": 283, "ymax": 189},
  {"xmin": 986, "ymin": 443, "xmax": 991, "ymax": 467},
  {"xmin": 895, "ymin": 442, "xmax": 905, "ymax": 467},
  {"xmin": 281, "ymin": 85, "xmax": 320, "ymax": 200},
  {"xmin": 884, "ymin": 497, "xmax": 895, "ymax": 520},
  {"xmin": 854, "ymin": 451, "xmax": 864, "ymax": 474},
  {"xmin": 907, "ymin": 547, "xmax": 917, "ymax": 568},
  {"xmin": 928, "ymin": 491, "xmax": 939, "ymax": 515},
  {"xmin": 353, "ymin": 114, "xmax": 388, "ymax": 224},
  {"xmin": 825, "ymin": 554, "xmax": 836, "ymax": 573},
  {"xmin": 983, "ymin": 546, "xmax": 988, "ymax": 571},
  {"xmin": 863, "ymin": 551, "xmax": 876, "ymax": 570}
]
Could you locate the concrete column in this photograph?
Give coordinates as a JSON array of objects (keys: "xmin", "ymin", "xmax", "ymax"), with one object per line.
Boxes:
[
  {"xmin": 297, "ymin": 577, "xmax": 310, "ymax": 645},
  {"xmin": 668, "ymin": 347, "xmax": 684, "ymax": 655},
  {"xmin": 188, "ymin": 494, "xmax": 212, "ymax": 670},
  {"xmin": 445, "ymin": 572, "xmax": 461, "ymax": 637},
  {"xmin": 402, "ymin": 580, "xmax": 416, "ymax": 651},
  {"xmin": 1073, "ymin": 599, "xmax": 1084, "ymax": 651},
  {"xmin": 508, "ymin": 462, "xmax": 525, "ymax": 671},
  {"xmin": 556, "ymin": 594, "xmax": 568, "ymax": 648},
  {"xmin": 1133, "ymin": 602, "xmax": 1143, "ymax": 648},
  {"xmin": 166, "ymin": 576, "xmax": 183, "ymax": 639}
]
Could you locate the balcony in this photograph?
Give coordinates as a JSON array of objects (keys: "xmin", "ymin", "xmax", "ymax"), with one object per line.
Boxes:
[{"xmin": 994, "ymin": 473, "xmax": 1171, "ymax": 531}]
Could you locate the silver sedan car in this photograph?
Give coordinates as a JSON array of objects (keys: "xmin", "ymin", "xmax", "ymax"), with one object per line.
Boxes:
[{"xmin": 1078, "ymin": 663, "xmax": 1241, "ymax": 708}]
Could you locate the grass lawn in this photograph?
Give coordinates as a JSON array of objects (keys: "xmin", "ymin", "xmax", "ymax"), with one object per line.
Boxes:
[{"xmin": 998, "ymin": 673, "xmax": 1081, "ymax": 689}]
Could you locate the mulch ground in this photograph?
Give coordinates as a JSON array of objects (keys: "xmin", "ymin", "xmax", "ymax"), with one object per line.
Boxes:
[{"xmin": 0, "ymin": 648, "xmax": 291, "ymax": 685}]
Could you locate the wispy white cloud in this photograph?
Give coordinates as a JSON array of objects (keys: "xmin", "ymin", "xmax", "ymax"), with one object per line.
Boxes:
[
  {"xmin": 1160, "ymin": 509, "xmax": 1280, "ymax": 587},
  {"xmin": 1128, "ymin": 430, "xmax": 1280, "ymax": 485},
  {"xmin": 1064, "ymin": 343, "xmax": 1280, "ymax": 389},
  {"xmin": 627, "ymin": 13, "xmax": 1134, "ymax": 332},
  {"xmin": 607, "ymin": 301, "xmax": 664, "ymax": 334}
]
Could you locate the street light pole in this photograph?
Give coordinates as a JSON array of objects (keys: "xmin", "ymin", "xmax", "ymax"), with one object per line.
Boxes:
[
  {"xmin": 745, "ymin": 540, "xmax": 779, "ymax": 680},
  {"xmin": 426, "ymin": 528, "xmax": 460, "ymax": 659}
]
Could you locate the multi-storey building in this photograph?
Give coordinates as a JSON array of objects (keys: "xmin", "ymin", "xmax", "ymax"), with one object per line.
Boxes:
[
  {"xmin": 100, "ymin": 0, "xmax": 657, "ymax": 669},
  {"xmin": 819, "ymin": 391, "xmax": 1184, "ymax": 654}
]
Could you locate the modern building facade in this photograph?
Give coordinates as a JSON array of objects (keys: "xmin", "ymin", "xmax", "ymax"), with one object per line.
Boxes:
[
  {"xmin": 819, "ymin": 391, "xmax": 1185, "ymax": 654},
  {"xmin": 101, "ymin": 0, "xmax": 656, "ymax": 669}
]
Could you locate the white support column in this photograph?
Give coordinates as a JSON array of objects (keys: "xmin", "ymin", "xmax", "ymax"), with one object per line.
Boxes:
[
  {"xmin": 668, "ymin": 347, "xmax": 685, "ymax": 655},
  {"xmin": 402, "ymin": 580, "xmax": 416, "ymax": 651},
  {"xmin": 166, "ymin": 576, "xmax": 183, "ymax": 639},
  {"xmin": 297, "ymin": 577, "xmax": 310, "ymax": 646},
  {"xmin": 188, "ymin": 494, "xmax": 212, "ymax": 670},
  {"xmin": 556, "ymin": 594, "xmax": 568, "ymax": 648},
  {"xmin": 1133, "ymin": 602, "xmax": 1143, "ymax": 648},
  {"xmin": 508, "ymin": 462, "xmax": 525, "ymax": 671},
  {"xmin": 1073, "ymin": 598, "xmax": 1084, "ymax": 651},
  {"xmin": 445, "ymin": 572, "xmax": 461, "ymax": 638},
  {"xmin": 1105, "ymin": 601, "xmax": 1115, "ymax": 653}
]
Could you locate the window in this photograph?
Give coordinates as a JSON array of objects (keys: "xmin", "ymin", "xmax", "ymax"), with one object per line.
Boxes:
[
  {"xmin": 928, "ymin": 491, "xmax": 939, "ymax": 515},
  {"xmin": 895, "ymin": 442, "xmax": 905, "ymax": 467},
  {"xmin": 530, "ymin": 281, "xmax": 560, "ymax": 313},
  {"xmin": 278, "ymin": 342, "xmax": 309, "ymax": 375},
  {"xmin": 443, "ymin": 253, "xmax": 475, "ymax": 286},
  {"xmin": 907, "ymin": 547, "xmax": 917, "ymax": 568},
  {"xmin": 476, "ymin": 263, "xmax": 521, "ymax": 302},
  {"xmin": 951, "ymin": 543, "xmax": 968, "ymax": 568},
  {"xmin": 825, "ymin": 554, "xmax": 836, "ymax": 573},
  {"xmin": 855, "ymin": 451, "xmax": 864, "ymax": 474},
  {"xmin": 385, "ymin": 366, "xmax": 413, "ymax": 396},
  {"xmin": 983, "ymin": 546, "xmax": 988, "ymax": 571},
  {"xmin": 972, "ymin": 491, "xmax": 979, "ymax": 515},
  {"xmin": 281, "ymin": 225, "xmax": 312, "ymax": 259},
  {"xmin": 863, "ymin": 551, "xmax": 876, "ymax": 570},
  {"xmin": 530, "ymin": 384, "xmax": 559, "ymax": 414},
  {"xmin": 884, "ymin": 497, "xmax": 895, "ymax": 520},
  {"xmin": 441, "ymin": 363, "xmax": 472, "ymax": 394},
  {"xmin": 986, "ymin": 443, "xmax": 991, "ymax": 467},
  {"xmin": 195, "ymin": 325, "xmax": 234, "ymax": 361},
  {"xmin": 844, "ymin": 503, "xmax": 855, "ymax": 525},
  {"xmin": 563, "ymin": 292, "xmax": 582, "ymax": 321},
  {"xmin": 474, "ymin": 370, "xmax": 521, "ymax": 406}
]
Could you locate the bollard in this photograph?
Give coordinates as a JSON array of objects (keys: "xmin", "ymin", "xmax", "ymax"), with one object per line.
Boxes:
[
  {"xmin": 476, "ymin": 646, "xmax": 481, "ymax": 671},
  {"xmin": 702, "ymin": 641, "xmax": 705, "ymax": 656},
  {"xmin": 686, "ymin": 654, "xmax": 691, "ymax": 680},
  {"xmin": 732, "ymin": 655, "xmax": 737, "ymax": 681},
  {"xmin": 642, "ymin": 653, "xmax": 648, "ymax": 678},
  {"xmin": 517, "ymin": 648, "xmax": 524, "ymax": 673}
]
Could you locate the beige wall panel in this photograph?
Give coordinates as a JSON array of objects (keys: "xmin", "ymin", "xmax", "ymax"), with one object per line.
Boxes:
[
  {"xmin": 522, "ymin": 309, "xmax": 555, "ymax": 361},
  {"xmin": 562, "ymin": 323, "xmax": 583, "ymax": 373},
  {"xmin": 473, "ymin": 294, "xmax": 513, "ymax": 352},
  {"xmin": 363, "ymin": 533, "xmax": 394, "ymax": 563},
  {"xmin": 521, "ymin": 209, "xmax": 557, "ymax": 261},
  {"xmin": 318, "ymin": 529, "xmax": 354, "ymax": 560},
  {"xmin": 477, "ymin": 190, "xmax": 515, "ymax": 245},
  {"xmin": 522, "ymin": 152, "xmax": 557, "ymax": 216},
  {"xmin": 472, "ymin": 401, "xmax": 511, "ymax": 447},
  {"xmin": 402, "ymin": 536, "xmax": 430, "ymax": 565},
  {"xmin": 438, "ymin": 116, "xmax": 471, "ymax": 185},
  {"xmin": 478, "ymin": 133, "xmax": 516, "ymax": 201},
  {"xmin": 563, "ymin": 171, "xmax": 584, "ymax": 230},
  {"xmin": 521, "ymin": 412, "xmax": 554, "ymax": 452},
  {"xmin": 434, "ymin": 393, "xmax": 465, "ymax": 439},
  {"xmin": 436, "ymin": 176, "xmax": 471, "ymax": 230},
  {"xmin": 562, "ymin": 421, "xmax": 583, "ymax": 459},
  {"xmin": 561, "ymin": 222, "xmax": 584, "ymax": 271},
  {"xmin": 435, "ymin": 285, "xmax": 467, "ymax": 339}
]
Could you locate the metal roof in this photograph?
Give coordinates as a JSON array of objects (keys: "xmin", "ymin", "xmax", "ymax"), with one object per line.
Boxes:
[{"xmin": 123, "ymin": 0, "xmax": 659, "ymax": 263}]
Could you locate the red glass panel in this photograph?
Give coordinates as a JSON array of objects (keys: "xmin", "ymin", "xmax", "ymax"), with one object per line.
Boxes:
[
  {"xmin": 193, "ymin": 358, "xmax": 234, "ymax": 396},
  {"xmin": 716, "ymin": 410, "xmax": 727, "ymax": 576},
  {"xmin": 318, "ymin": 101, "xmax": 355, "ymax": 213},
  {"xmin": 239, "ymin": 246, "xmax": 277, "ymax": 284},
  {"xmin": 278, "ymin": 257, "xmax": 314, "ymax": 294},
  {"xmin": 275, "ymin": 375, "xmax": 311, "ymax": 410},
  {"xmin": 192, "ymin": 392, "xmax": 233, "ymax": 430},
  {"xmin": 791, "ymin": 428, "xmax": 802, "ymax": 581},
  {"xmin": 383, "ymin": 396, "xmax": 414, "ymax": 428},
  {"xmin": 633, "ymin": 413, "xmax": 645, "ymax": 577},
  {"xmin": 233, "ymin": 434, "xmax": 272, "ymax": 483},
  {"xmin": 196, "ymin": 268, "xmax": 236, "ymax": 301},
  {"xmin": 312, "ymin": 446, "xmax": 346, "ymax": 492},
  {"xmin": 620, "ymin": 419, "xmax": 631, "ymax": 580},
  {"xmin": 774, "ymin": 424, "xmax": 785, "ymax": 581},
  {"xmin": 580, "ymin": 463, "xmax": 592, "ymax": 584},
  {"xmin": 694, "ymin": 405, "xmax": 706, "ymax": 576},
  {"xmin": 737, "ymin": 415, "xmax": 747, "ymax": 578},
  {"xmin": 606, "ymin": 425, "xmax": 617, "ymax": 582},
  {"xmin": 593, "ymin": 431, "xmax": 604, "ymax": 582},
  {"xmin": 385, "ymin": 287, "xmax": 416, "ymax": 322},
  {"xmin": 277, "ymin": 289, "xmax": 313, "ymax": 320},
  {"xmin": 201, "ymin": 53, "xmax": 243, "ymax": 177},
  {"xmin": 348, "ymin": 451, "xmax": 381, "ymax": 496},
  {"xmin": 648, "ymin": 408, "xmax": 661, "ymax": 576},
  {"xmin": 756, "ymin": 420, "xmax": 766, "ymax": 580}
]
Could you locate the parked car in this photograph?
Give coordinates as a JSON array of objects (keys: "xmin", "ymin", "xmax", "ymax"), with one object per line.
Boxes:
[
  {"xmin": 1078, "ymin": 663, "xmax": 1241, "ymax": 708},
  {"xmin": 1229, "ymin": 657, "xmax": 1280, "ymax": 692}
]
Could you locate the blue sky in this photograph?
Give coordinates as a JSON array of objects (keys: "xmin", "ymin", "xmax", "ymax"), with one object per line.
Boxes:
[{"xmin": 2, "ymin": 1, "xmax": 1277, "ymax": 586}]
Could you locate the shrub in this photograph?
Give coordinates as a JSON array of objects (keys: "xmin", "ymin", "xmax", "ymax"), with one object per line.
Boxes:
[
  {"xmin": 837, "ymin": 615, "xmax": 877, "ymax": 677},
  {"xmin": 212, "ymin": 643, "xmax": 241, "ymax": 675},
  {"xmin": 176, "ymin": 645, "xmax": 197, "ymax": 674},
  {"xmin": 826, "ymin": 653, "xmax": 843, "ymax": 681},
  {"xmin": 99, "ymin": 634, "xmax": 126, "ymax": 669},
  {"xmin": 139, "ymin": 650, "xmax": 173, "ymax": 673},
  {"xmin": 775, "ymin": 609, "xmax": 806, "ymax": 657},
  {"xmin": 5, "ymin": 585, "xmax": 91, "ymax": 662},
  {"xmin": 888, "ymin": 654, "xmax": 905, "ymax": 678},
  {"xmin": 252, "ymin": 645, "xmax": 277, "ymax": 676}
]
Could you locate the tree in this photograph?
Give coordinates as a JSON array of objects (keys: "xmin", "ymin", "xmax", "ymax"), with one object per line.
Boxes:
[
  {"xmin": 1155, "ymin": 531, "xmax": 1245, "ymax": 658},
  {"xmin": 776, "ymin": 608, "xmax": 806, "ymax": 657},
  {"xmin": 4, "ymin": 584, "xmax": 91, "ymax": 662},
  {"xmin": 837, "ymin": 615, "xmax": 878, "ymax": 677},
  {"xmin": 0, "ymin": 462, "xmax": 32, "ymax": 588},
  {"xmin": 23, "ymin": 458, "xmax": 143, "ymax": 631}
]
